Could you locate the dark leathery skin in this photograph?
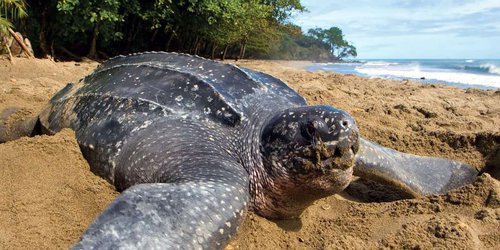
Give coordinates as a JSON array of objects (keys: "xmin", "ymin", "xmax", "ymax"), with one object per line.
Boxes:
[
  {"xmin": 36, "ymin": 52, "xmax": 477, "ymax": 249},
  {"xmin": 39, "ymin": 52, "xmax": 309, "ymax": 249}
]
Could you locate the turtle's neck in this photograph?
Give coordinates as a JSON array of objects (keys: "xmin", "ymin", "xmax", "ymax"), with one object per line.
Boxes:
[
  {"xmin": 236, "ymin": 95, "xmax": 287, "ymax": 172},
  {"xmin": 235, "ymin": 92, "xmax": 307, "ymax": 218}
]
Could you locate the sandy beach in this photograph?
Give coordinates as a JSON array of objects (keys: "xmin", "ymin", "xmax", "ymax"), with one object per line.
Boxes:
[{"xmin": 0, "ymin": 58, "xmax": 498, "ymax": 249}]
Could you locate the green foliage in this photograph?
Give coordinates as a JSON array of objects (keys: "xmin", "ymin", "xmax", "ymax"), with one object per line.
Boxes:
[
  {"xmin": 19, "ymin": 0, "xmax": 356, "ymax": 61},
  {"xmin": 0, "ymin": 0, "xmax": 27, "ymax": 35},
  {"xmin": 306, "ymin": 27, "xmax": 357, "ymax": 60},
  {"xmin": 262, "ymin": 0, "xmax": 305, "ymax": 23},
  {"xmin": 56, "ymin": 0, "xmax": 123, "ymax": 41}
]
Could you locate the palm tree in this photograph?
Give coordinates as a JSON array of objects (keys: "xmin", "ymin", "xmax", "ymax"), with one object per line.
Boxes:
[
  {"xmin": 0, "ymin": 0, "xmax": 27, "ymax": 31},
  {"xmin": 1, "ymin": 0, "xmax": 28, "ymax": 60}
]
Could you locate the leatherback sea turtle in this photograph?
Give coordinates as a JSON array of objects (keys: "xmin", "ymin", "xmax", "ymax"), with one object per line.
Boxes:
[{"xmin": 0, "ymin": 52, "xmax": 478, "ymax": 249}]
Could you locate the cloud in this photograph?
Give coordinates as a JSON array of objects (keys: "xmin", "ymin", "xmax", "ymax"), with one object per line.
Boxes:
[
  {"xmin": 293, "ymin": 0, "xmax": 500, "ymax": 58},
  {"xmin": 297, "ymin": 0, "xmax": 500, "ymax": 36}
]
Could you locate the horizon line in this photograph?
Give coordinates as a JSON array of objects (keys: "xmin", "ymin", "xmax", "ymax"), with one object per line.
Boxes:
[{"xmin": 352, "ymin": 58, "xmax": 500, "ymax": 60}]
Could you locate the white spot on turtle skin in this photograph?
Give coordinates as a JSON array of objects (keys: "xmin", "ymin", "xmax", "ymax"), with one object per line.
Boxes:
[
  {"xmin": 287, "ymin": 122, "xmax": 298, "ymax": 129},
  {"xmin": 175, "ymin": 95, "xmax": 184, "ymax": 102},
  {"xmin": 89, "ymin": 144, "xmax": 95, "ymax": 150},
  {"xmin": 225, "ymin": 222, "xmax": 231, "ymax": 228},
  {"xmin": 203, "ymin": 107, "xmax": 211, "ymax": 114},
  {"xmin": 191, "ymin": 85, "xmax": 199, "ymax": 91},
  {"xmin": 219, "ymin": 229, "xmax": 224, "ymax": 234},
  {"xmin": 185, "ymin": 101, "xmax": 196, "ymax": 108},
  {"xmin": 329, "ymin": 124, "xmax": 337, "ymax": 134},
  {"xmin": 207, "ymin": 96, "xmax": 213, "ymax": 102}
]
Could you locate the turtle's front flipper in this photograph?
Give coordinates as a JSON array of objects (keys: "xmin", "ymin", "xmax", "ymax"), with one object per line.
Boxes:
[
  {"xmin": 71, "ymin": 165, "xmax": 249, "ymax": 249},
  {"xmin": 354, "ymin": 138, "xmax": 478, "ymax": 197}
]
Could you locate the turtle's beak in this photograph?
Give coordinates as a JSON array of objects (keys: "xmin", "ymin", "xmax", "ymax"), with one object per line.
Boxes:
[
  {"xmin": 293, "ymin": 112, "xmax": 360, "ymax": 173},
  {"xmin": 314, "ymin": 117, "xmax": 360, "ymax": 171},
  {"xmin": 315, "ymin": 139, "xmax": 357, "ymax": 171}
]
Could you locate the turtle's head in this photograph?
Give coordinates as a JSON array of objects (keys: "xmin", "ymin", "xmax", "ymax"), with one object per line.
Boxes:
[{"xmin": 258, "ymin": 105, "xmax": 359, "ymax": 218}]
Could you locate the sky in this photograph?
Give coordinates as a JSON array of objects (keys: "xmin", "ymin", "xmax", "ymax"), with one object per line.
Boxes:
[{"xmin": 292, "ymin": 0, "xmax": 500, "ymax": 59}]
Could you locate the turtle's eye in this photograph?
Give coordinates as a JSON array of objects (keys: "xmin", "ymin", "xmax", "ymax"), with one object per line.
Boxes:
[{"xmin": 301, "ymin": 121, "xmax": 317, "ymax": 141}]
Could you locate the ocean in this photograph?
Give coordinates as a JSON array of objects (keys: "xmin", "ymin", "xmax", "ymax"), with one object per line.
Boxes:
[{"xmin": 306, "ymin": 59, "xmax": 500, "ymax": 90}]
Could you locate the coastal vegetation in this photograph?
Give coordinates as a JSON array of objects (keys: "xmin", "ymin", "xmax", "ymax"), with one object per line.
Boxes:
[
  {"xmin": 0, "ymin": 0, "xmax": 28, "ymax": 57},
  {"xmin": 0, "ymin": 0, "xmax": 27, "ymax": 35},
  {"xmin": 6, "ymin": 0, "xmax": 356, "ymax": 61}
]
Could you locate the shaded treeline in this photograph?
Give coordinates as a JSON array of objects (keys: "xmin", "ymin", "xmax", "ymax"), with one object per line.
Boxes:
[{"xmin": 17, "ymin": 0, "xmax": 355, "ymax": 61}]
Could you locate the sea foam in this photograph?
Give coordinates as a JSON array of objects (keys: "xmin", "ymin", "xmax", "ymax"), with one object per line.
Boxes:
[
  {"xmin": 355, "ymin": 67, "xmax": 500, "ymax": 88},
  {"xmin": 306, "ymin": 59, "xmax": 500, "ymax": 89},
  {"xmin": 480, "ymin": 63, "xmax": 500, "ymax": 75}
]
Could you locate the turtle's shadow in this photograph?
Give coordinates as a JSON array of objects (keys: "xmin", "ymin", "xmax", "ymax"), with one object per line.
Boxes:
[
  {"xmin": 270, "ymin": 218, "xmax": 303, "ymax": 232},
  {"xmin": 343, "ymin": 178, "xmax": 413, "ymax": 203},
  {"xmin": 481, "ymin": 147, "xmax": 500, "ymax": 181},
  {"xmin": 268, "ymin": 178, "xmax": 413, "ymax": 233}
]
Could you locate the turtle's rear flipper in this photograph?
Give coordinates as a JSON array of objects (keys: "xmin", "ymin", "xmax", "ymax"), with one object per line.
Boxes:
[
  {"xmin": 354, "ymin": 138, "xmax": 478, "ymax": 197},
  {"xmin": 0, "ymin": 108, "xmax": 40, "ymax": 143}
]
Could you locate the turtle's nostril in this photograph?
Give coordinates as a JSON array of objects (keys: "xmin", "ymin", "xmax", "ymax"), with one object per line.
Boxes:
[
  {"xmin": 307, "ymin": 122, "xmax": 316, "ymax": 136},
  {"xmin": 341, "ymin": 120, "xmax": 349, "ymax": 128},
  {"xmin": 333, "ymin": 147, "xmax": 342, "ymax": 157},
  {"xmin": 351, "ymin": 145, "xmax": 358, "ymax": 154},
  {"xmin": 301, "ymin": 121, "xmax": 317, "ymax": 141}
]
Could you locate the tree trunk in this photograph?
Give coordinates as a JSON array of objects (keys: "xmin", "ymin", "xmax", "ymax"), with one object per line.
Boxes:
[
  {"xmin": 39, "ymin": 7, "xmax": 49, "ymax": 57},
  {"xmin": 165, "ymin": 27, "xmax": 177, "ymax": 51},
  {"xmin": 241, "ymin": 43, "xmax": 247, "ymax": 59},
  {"xmin": 125, "ymin": 16, "xmax": 138, "ymax": 53},
  {"xmin": 190, "ymin": 36, "xmax": 199, "ymax": 54},
  {"xmin": 221, "ymin": 45, "xmax": 229, "ymax": 61},
  {"xmin": 6, "ymin": 44, "xmax": 14, "ymax": 64},
  {"xmin": 50, "ymin": 40, "xmax": 55, "ymax": 59},
  {"xmin": 88, "ymin": 21, "xmax": 100, "ymax": 58},
  {"xmin": 2, "ymin": 37, "xmax": 14, "ymax": 64},
  {"xmin": 150, "ymin": 28, "xmax": 159, "ymax": 43},
  {"xmin": 201, "ymin": 41, "xmax": 209, "ymax": 55},
  {"xmin": 132, "ymin": 22, "xmax": 142, "ymax": 45},
  {"xmin": 194, "ymin": 40, "xmax": 201, "ymax": 55},
  {"xmin": 8, "ymin": 28, "xmax": 33, "ymax": 58},
  {"xmin": 211, "ymin": 43, "xmax": 218, "ymax": 59},
  {"xmin": 239, "ymin": 38, "xmax": 247, "ymax": 59}
]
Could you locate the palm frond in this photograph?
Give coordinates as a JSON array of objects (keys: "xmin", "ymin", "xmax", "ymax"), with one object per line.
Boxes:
[
  {"xmin": 0, "ymin": 0, "xmax": 27, "ymax": 21},
  {"xmin": 0, "ymin": 16, "xmax": 13, "ymax": 27},
  {"xmin": 0, "ymin": 0, "xmax": 26, "ymax": 37},
  {"xmin": 0, "ymin": 16, "xmax": 12, "ymax": 36}
]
